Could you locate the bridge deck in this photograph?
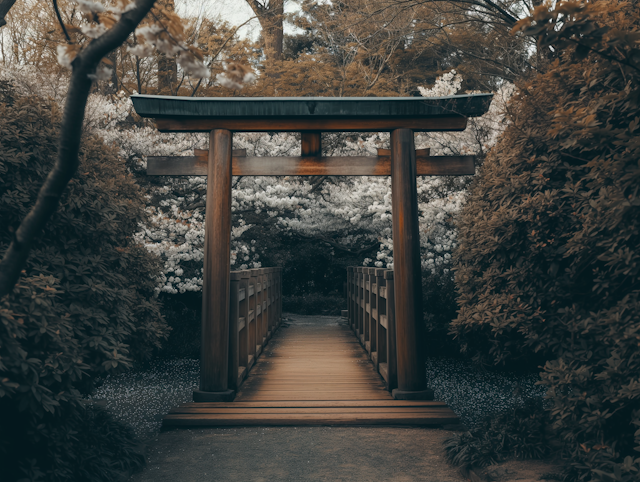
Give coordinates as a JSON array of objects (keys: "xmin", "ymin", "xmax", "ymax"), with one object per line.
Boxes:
[{"xmin": 163, "ymin": 316, "xmax": 458, "ymax": 426}]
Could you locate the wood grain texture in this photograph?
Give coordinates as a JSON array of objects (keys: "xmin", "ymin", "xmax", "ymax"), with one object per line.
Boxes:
[
  {"xmin": 155, "ymin": 116, "xmax": 468, "ymax": 133},
  {"xmin": 390, "ymin": 129, "xmax": 427, "ymax": 393},
  {"xmin": 146, "ymin": 154, "xmax": 475, "ymax": 176},
  {"xmin": 164, "ymin": 317, "xmax": 458, "ymax": 427},
  {"xmin": 195, "ymin": 148, "xmax": 246, "ymax": 157},
  {"xmin": 200, "ymin": 129, "xmax": 233, "ymax": 393},
  {"xmin": 301, "ymin": 132, "xmax": 321, "ymax": 156}
]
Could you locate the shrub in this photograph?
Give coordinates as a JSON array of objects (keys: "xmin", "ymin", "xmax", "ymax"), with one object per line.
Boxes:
[
  {"xmin": 444, "ymin": 401, "xmax": 551, "ymax": 470},
  {"xmin": 451, "ymin": 1, "xmax": 640, "ymax": 479},
  {"xmin": 0, "ymin": 85, "xmax": 168, "ymax": 480}
]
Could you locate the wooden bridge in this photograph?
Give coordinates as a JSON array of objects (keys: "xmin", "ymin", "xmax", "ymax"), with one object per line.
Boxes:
[{"xmin": 163, "ymin": 267, "xmax": 458, "ymax": 427}]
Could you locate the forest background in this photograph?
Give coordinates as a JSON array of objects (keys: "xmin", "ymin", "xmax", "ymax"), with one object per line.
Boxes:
[{"xmin": 0, "ymin": 0, "xmax": 638, "ymax": 481}]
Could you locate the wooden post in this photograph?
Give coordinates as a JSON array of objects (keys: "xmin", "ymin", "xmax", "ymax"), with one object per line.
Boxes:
[
  {"xmin": 228, "ymin": 271, "xmax": 241, "ymax": 391},
  {"xmin": 265, "ymin": 268, "xmax": 272, "ymax": 338},
  {"xmin": 275, "ymin": 268, "xmax": 282, "ymax": 326},
  {"xmin": 356, "ymin": 267, "xmax": 363, "ymax": 338},
  {"xmin": 239, "ymin": 270, "xmax": 250, "ymax": 373},
  {"xmin": 390, "ymin": 128, "xmax": 433, "ymax": 400},
  {"xmin": 301, "ymin": 132, "xmax": 321, "ymax": 156},
  {"xmin": 384, "ymin": 269, "xmax": 398, "ymax": 391},
  {"xmin": 347, "ymin": 266, "xmax": 353, "ymax": 327},
  {"xmin": 248, "ymin": 270, "xmax": 258, "ymax": 364},
  {"xmin": 369, "ymin": 267, "xmax": 378, "ymax": 367},
  {"xmin": 194, "ymin": 129, "xmax": 235, "ymax": 402}
]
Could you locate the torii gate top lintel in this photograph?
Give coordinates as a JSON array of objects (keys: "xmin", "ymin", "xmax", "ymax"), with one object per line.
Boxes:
[
  {"xmin": 130, "ymin": 94, "xmax": 494, "ymax": 402},
  {"xmin": 131, "ymin": 93, "xmax": 493, "ymax": 132}
]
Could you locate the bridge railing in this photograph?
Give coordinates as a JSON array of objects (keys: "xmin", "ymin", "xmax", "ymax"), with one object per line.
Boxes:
[
  {"xmin": 347, "ymin": 267, "xmax": 397, "ymax": 391},
  {"xmin": 228, "ymin": 267, "xmax": 282, "ymax": 390}
]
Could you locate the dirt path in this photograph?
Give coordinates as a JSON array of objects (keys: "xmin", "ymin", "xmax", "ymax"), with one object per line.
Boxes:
[{"xmin": 131, "ymin": 426, "xmax": 466, "ymax": 481}]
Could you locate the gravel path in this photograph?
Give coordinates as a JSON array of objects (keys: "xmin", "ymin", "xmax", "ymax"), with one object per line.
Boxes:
[{"xmin": 90, "ymin": 314, "xmax": 545, "ymax": 440}]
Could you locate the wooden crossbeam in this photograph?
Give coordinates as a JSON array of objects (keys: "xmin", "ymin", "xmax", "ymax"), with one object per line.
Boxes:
[
  {"xmin": 146, "ymin": 153, "xmax": 475, "ymax": 176},
  {"xmin": 154, "ymin": 116, "xmax": 468, "ymax": 133}
]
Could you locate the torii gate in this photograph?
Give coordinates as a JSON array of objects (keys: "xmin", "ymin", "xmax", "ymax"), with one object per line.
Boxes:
[{"xmin": 131, "ymin": 94, "xmax": 492, "ymax": 402}]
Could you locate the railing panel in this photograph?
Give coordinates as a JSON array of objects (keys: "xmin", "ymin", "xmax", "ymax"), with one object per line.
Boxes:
[
  {"xmin": 346, "ymin": 266, "xmax": 397, "ymax": 392},
  {"xmin": 227, "ymin": 267, "xmax": 282, "ymax": 392}
]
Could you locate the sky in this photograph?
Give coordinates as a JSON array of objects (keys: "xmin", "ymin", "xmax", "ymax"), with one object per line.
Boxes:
[{"xmin": 175, "ymin": 0, "xmax": 303, "ymax": 40}]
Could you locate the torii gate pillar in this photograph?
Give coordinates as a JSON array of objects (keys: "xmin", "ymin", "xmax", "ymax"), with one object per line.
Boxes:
[
  {"xmin": 390, "ymin": 129, "xmax": 433, "ymax": 400},
  {"xmin": 193, "ymin": 129, "xmax": 235, "ymax": 402}
]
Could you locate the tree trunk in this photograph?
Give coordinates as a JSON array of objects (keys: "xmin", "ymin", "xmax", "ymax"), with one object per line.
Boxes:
[
  {"xmin": 157, "ymin": 53, "xmax": 177, "ymax": 94},
  {"xmin": 247, "ymin": 0, "xmax": 284, "ymax": 62},
  {"xmin": 263, "ymin": 22, "xmax": 284, "ymax": 61},
  {"xmin": 157, "ymin": 0, "xmax": 177, "ymax": 94}
]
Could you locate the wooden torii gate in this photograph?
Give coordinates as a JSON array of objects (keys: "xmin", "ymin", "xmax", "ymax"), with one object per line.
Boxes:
[{"xmin": 131, "ymin": 94, "xmax": 493, "ymax": 402}]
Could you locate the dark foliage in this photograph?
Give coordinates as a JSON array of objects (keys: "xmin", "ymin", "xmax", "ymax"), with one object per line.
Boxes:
[
  {"xmin": 444, "ymin": 402, "xmax": 552, "ymax": 469},
  {"xmin": 282, "ymin": 293, "xmax": 345, "ymax": 316},
  {"xmin": 156, "ymin": 292, "xmax": 201, "ymax": 359},
  {"xmin": 452, "ymin": 2, "xmax": 640, "ymax": 479},
  {"xmin": 422, "ymin": 270, "xmax": 460, "ymax": 356},
  {"xmin": 0, "ymin": 87, "xmax": 168, "ymax": 480}
]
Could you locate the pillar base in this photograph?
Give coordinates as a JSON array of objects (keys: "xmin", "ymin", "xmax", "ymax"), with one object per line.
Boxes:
[
  {"xmin": 193, "ymin": 389, "xmax": 235, "ymax": 402},
  {"xmin": 392, "ymin": 388, "xmax": 434, "ymax": 400}
]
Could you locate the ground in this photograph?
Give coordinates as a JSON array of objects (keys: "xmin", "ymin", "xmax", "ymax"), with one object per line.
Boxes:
[
  {"xmin": 131, "ymin": 426, "xmax": 564, "ymax": 481},
  {"xmin": 131, "ymin": 426, "xmax": 464, "ymax": 481}
]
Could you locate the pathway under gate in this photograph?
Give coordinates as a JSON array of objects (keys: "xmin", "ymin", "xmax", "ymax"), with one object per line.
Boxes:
[{"xmin": 164, "ymin": 316, "xmax": 458, "ymax": 426}]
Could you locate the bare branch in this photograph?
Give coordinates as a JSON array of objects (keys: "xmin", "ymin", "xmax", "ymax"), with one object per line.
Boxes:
[
  {"xmin": 191, "ymin": 15, "xmax": 257, "ymax": 96},
  {"xmin": 52, "ymin": 0, "xmax": 72, "ymax": 43}
]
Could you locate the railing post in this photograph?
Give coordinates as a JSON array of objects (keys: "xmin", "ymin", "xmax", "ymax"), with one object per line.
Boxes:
[
  {"xmin": 356, "ymin": 267, "xmax": 364, "ymax": 338},
  {"xmin": 252, "ymin": 268, "xmax": 265, "ymax": 354},
  {"xmin": 248, "ymin": 269, "xmax": 258, "ymax": 362},
  {"xmin": 385, "ymin": 269, "xmax": 398, "ymax": 391},
  {"xmin": 266, "ymin": 268, "xmax": 273, "ymax": 335},
  {"xmin": 276, "ymin": 268, "xmax": 282, "ymax": 325},
  {"xmin": 239, "ymin": 270, "xmax": 251, "ymax": 374},
  {"xmin": 347, "ymin": 267, "xmax": 353, "ymax": 329},
  {"xmin": 364, "ymin": 268, "xmax": 371, "ymax": 349},
  {"xmin": 390, "ymin": 128, "xmax": 432, "ymax": 400},
  {"xmin": 368, "ymin": 267, "xmax": 378, "ymax": 368},
  {"xmin": 195, "ymin": 128, "xmax": 234, "ymax": 402},
  {"xmin": 228, "ymin": 271, "xmax": 241, "ymax": 391},
  {"xmin": 260, "ymin": 269, "xmax": 268, "ymax": 345}
]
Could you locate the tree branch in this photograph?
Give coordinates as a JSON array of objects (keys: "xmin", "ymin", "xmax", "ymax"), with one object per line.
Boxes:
[
  {"xmin": 0, "ymin": 0, "xmax": 157, "ymax": 299},
  {"xmin": 191, "ymin": 15, "xmax": 257, "ymax": 96},
  {"xmin": 53, "ymin": 0, "xmax": 72, "ymax": 43}
]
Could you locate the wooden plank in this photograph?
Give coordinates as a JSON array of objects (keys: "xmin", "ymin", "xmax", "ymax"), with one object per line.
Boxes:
[
  {"xmin": 147, "ymin": 154, "xmax": 474, "ymax": 176},
  {"xmin": 163, "ymin": 412, "xmax": 458, "ymax": 426},
  {"xmin": 155, "ymin": 116, "xmax": 468, "ymax": 133},
  {"xmin": 195, "ymin": 148, "xmax": 246, "ymax": 157},
  {"xmin": 170, "ymin": 407, "xmax": 453, "ymax": 414},
  {"xmin": 177, "ymin": 400, "xmax": 448, "ymax": 408}
]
